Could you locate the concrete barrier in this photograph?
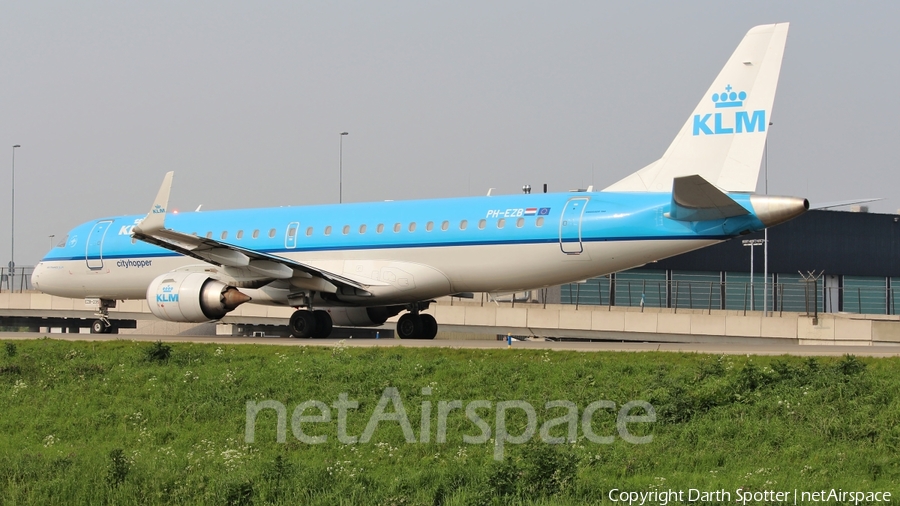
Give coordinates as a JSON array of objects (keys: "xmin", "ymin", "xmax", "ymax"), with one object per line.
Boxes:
[
  {"xmin": 657, "ymin": 313, "xmax": 691, "ymax": 335},
  {"xmin": 4, "ymin": 291, "xmax": 900, "ymax": 344},
  {"xmin": 526, "ymin": 308, "xmax": 559, "ymax": 329},
  {"xmin": 592, "ymin": 310, "xmax": 625, "ymax": 332},
  {"xmin": 691, "ymin": 315, "xmax": 727, "ymax": 336},
  {"xmin": 558, "ymin": 309, "xmax": 591, "ymax": 330},
  {"xmin": 725, "ymin": 316, "xmax": 761, "ymax": 338},
  {"xmin": 873, "ymin": 321, "xmax": 900, "ymax": 343},
  {"xmin": 760, "ymin": 316, "xmax": 797, "ymax": 339},
  {"xmin": 464, "ymin": 306, "xmax": 496, "ymax": 326},
  {"xmin": 495, "ymin": 307, "xmax": 527, "ymax": 327},
  {"xmin": 624, "ymin": 312, "xmax": 657, "ymax": 333}
]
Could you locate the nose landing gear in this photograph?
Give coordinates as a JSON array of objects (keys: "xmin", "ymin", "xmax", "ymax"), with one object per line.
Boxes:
[{"xmin": 90, "ymin": 299, "xmax": 116, "ymax": 334}]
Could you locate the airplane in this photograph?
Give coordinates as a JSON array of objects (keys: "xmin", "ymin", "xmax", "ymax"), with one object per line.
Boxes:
[{"xmin": 32, "ymin": 23, "xmax": 806, "ymax": 339}]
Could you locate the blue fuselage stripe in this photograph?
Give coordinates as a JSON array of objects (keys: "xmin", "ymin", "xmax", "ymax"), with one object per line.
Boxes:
[{"xmin": 42, "ymin": 192, "xmax": 764, "ymax": 262}]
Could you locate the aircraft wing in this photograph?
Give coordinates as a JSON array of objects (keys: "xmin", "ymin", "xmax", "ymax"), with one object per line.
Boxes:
[{"xmin": 131, "ymin": 172, "xmax": 373, "ymax": 296}]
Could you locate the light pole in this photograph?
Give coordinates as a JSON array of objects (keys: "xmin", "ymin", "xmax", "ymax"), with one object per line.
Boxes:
[
  {"xmin": 763, "ymin": 121, "xmax": 773, "ymax": 316},
  {"xmin": 10, "ymin": 144, "xmax": 20, "ymax": 291},
  {"xmin": 743, "ymin": 239, "xmax": 764, "ymax": 311},
  {"xmin": 339, "ymin": 132, "xmax": 349, "ymax": 203}
]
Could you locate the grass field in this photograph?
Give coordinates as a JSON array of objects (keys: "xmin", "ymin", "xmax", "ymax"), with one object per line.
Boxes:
[{"xmin": 0, "ymin": 338, "xmax": 898, "ymax": 505}]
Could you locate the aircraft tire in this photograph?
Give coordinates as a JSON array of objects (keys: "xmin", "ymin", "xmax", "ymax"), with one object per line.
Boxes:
[
  {"xmin": 312, "ymin": 310, "xmax": 333, "ymax": 338},
  {"xmin": 396, "ymin": 313, "xmax": 423, "ymax": 339},
  {"xmin": 420, "ymin": 314, "xmax": 438, "ymax": 340},
  {"xmin": 289, "ymin": 310, "xmax": 317, "ymax": 338},
  {"xmin": 91, "ymin": 320, "xmax": 109, "ymax": 334}
]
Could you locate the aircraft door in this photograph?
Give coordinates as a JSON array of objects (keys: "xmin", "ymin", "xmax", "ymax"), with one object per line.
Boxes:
[
  {"xmin": 86, "ymin": 220, "xmax": 113, "ymax": 270},
  {"xmin": 285, "ymin": 222, "xmax": 300, "ymax": 249},
  {"xmin": 559, "ymin": 197, "xmax": 589, "ymax": 254}
]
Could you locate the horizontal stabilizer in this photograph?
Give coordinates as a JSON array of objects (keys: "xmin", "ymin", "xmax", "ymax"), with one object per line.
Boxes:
[{"xmin": 669, "ymin": 175, "xmax": 749, "ymax": 222}]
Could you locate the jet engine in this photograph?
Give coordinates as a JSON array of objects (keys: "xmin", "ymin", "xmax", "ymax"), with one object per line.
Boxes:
[
  {"xmin": 325, "ymin": 306, "xmax": 402, "ymax": 327},
  {"xmin": 147, "ymin": 272, "xmax": 251, "ymax": 322}
]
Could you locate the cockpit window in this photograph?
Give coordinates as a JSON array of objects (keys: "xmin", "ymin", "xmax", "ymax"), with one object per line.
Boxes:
[{"xmin": 55, "ymin": 235, "xmax": 68, "ymax": 248}]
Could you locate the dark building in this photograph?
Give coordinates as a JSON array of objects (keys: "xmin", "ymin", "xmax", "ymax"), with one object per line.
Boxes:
[{"xmin": 560, "ymin": 210, "xmax": 900, "ymax": 315}]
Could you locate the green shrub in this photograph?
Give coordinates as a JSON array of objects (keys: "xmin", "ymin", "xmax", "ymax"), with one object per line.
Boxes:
[
  {"xmin": 145, "ymin": 341, "xmax": 172, "ymax": 362},
  {"xmin": 106, "ymin": 448, "xmax": 129, "ymax": 487},
  {"xmin": 224, "ymin": 480, "xmax": 254, "ymax": 506},
  {"xmin": 836, "ymin": 354, "xmax": 866, "ymax": 376}
]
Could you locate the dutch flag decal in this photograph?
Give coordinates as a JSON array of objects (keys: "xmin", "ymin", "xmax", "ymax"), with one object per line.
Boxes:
[{"xmin": 524, "ymin": 208, "xmax": 537, "ymax": 216}]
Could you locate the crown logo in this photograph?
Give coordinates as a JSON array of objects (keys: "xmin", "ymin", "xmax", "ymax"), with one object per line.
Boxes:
[{"xmin": 711, "ymin": 84, "xmax": 747, "ymax": 108}]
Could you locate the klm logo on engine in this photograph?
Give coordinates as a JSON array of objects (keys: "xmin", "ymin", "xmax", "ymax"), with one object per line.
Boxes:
[
  {"xmin": 157, "ymin": 284, "xmax": 178, "ymax": 302},
  {"xmin": 692, "ymin": 85, "xmax": 766, "ymax": 136}
]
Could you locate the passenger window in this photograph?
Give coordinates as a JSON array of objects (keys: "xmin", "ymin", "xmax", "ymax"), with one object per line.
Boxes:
[
  {"xmin": 268, "ymin": 229, "xmax": 276, "ymax": 238},
  {"xmin": 497, "ymin": 219, "xmax": 505, "ymax": 229},
  {"xmin": 460, "ymin": 220, "xmax": 468, "ymax": 230},
  {"xmin": 342, "ymin": 225, "xmax": 350, "ymax": 235},
  {"xmin": 393, "ymin": 223, "xmax": 401, "ymax": 233},
  {"xmin": 325, "ymin": 226, "xmax": 332, "ymax": 236},
  {"xmin": 237, "ymin": 230, "xmax": 244, "ymax": 239},
  {"xmin": 478, "ymin": 219, "xmax": 486, "ymax": 230},
  {"xmin": 426, "ymin": 221, "xmax": 434, "ymax": 232},
  {"xmin": 306, "ymin": 227, "xmax": 313, "ymax": 236},
  {"xmin": 131, "ymin": 237, "xmax": 137, "ymax": 244},
  {"xmin": 287, "ymin": 226, "xmax": 296, "ymax": 238},
  {"xmin": 221, "ymin": 231, "xmax": 228, "ymax": 240},
  {"xmin": 408, "ymin": 222, "xmax": 416, "ymax": 232},
  {"xmin": 516, "ymin": 218, "xmax": 524, "ymax": 228},
  {"xmin": 377, "ymin": 224, "xmax": 384, "ymax": 233},
  {"xmin": 441, "ymin": 221, "xmax": 449, "ymax": 231},
  {"xmin": 536, "ymin": 217, "xmax": 544, "ymax": 227},
  {"xmin": 252, "ymin": 230, "xmax": 259, "ymax": 239},
  {"xmin": 359, "ymin": 224, "xmax": 367, "ymax": 234}
]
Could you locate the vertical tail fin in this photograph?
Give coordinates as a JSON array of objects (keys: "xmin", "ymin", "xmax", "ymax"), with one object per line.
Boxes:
[{"xmin": 605, "ymin": 23, "xmax": 789, "ymax": 193}]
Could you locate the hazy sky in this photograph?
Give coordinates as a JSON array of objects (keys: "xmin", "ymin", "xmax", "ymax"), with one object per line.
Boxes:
[{"xmin": 2, "ymin": 1, "xmax": 899, "ymax": 265}]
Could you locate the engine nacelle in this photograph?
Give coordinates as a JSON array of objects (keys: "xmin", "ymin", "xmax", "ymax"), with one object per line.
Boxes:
[
  {"xmin": 325, "ymin": 306, "xmax": 401, "ymax": 327},
  {"xmin": 147, "ymin": 272, "xmax": 251, "ymax": 322}
]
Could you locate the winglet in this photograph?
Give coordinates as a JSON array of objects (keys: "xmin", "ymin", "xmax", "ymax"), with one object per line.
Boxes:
[{"xmin": 134, "ymin": 171, "xmax": 174, "ymax": 234}]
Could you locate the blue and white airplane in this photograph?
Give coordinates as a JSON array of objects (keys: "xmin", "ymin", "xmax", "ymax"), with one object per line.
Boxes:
[{"xmin": 33, "ymin": 23, "xmax": 805, "ymax": 338}]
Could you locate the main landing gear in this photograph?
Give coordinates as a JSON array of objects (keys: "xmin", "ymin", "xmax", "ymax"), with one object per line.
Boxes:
[
  {"xmin": 287, "ymin": 303, "xmax": 437, "ymax": 340},
  {"xmin": 90, "ymin": 299, "xmax": 116, "ymax": 334},
  {"xmin": 289, "ymin": 309, "xmax": 333, "ymax": 339},
  {"xmin": 396, "ymin": 312, "xmax": 438, "ymax": 340}
]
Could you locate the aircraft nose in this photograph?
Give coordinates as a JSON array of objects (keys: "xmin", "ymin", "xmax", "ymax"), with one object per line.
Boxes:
[
  {"xmin": 31, "ymin": 263, "xmax": 43, "ymax": 290},
  {"xmin": 749, "ymin": 195, "xmax": 809, "ymax": 228}
]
